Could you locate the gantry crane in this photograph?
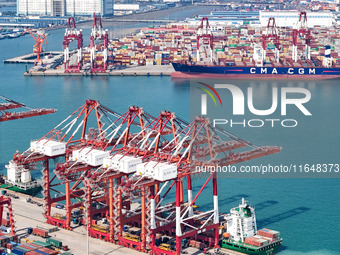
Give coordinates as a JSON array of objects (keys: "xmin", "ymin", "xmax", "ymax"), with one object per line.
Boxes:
[
  {"xmin": 9, "ymin": 100, "xmax": 281, "ymax": 255},
  {"xmin": 196, "ymin": 17, "xmax": 213, "ymax": 62},
  {"xmin": 26, "ymin": 29, "xmax": 47, "ymax": 66},
  {"xmin": 90, "ymin": 13, "xmax": 109, "ymax": 73},
  {"xmin": 0, "ymin": 95, "xmax": 56, "ymax": 122},
  {"xmin": 256, "ymin": 17, "xmax": 280, "ymax": 66},
  {"xmin": 292, "ymin": 12, "xmax": 313, "ymax": 63},
  {"xmin": 63, "ymin": 17, "xmax": 83, "ymax": 73},
  {"xmin": 0, "ymin": 196, "xmax": 16, "ymax": 236}
]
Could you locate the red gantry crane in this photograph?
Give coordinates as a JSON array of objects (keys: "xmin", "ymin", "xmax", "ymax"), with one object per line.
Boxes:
[
  {"xmin": 9, "ymin": 100, "xmax": 281, "ymax": 255},
  {"xmin": 26, "ymin": 29, "xmax": 47, "ymax": 66},
  {"xmin": 196, "ymin": 17, "xmax": 213, "ymax": 62},
  {"xmin": 0, "ymin": 196, "xmax": 16, "ymax": 235},
  {"xmin": 0, "ymin": 95, "xmax": 56, "ymax": 122},
  {"xmin": 63, "ymin": 17, "xmax": 83, "ymax": 73},
  {"xmin": 292, "ymin": 12, "xmax": 312, "ymax": 62},
  {"xmin": 260, "ymin": 17, "xmax": 280, "ymax": 65},
  {"xmin": 90, "ymin": 13, "xmax": 109, "ymax": 73}
]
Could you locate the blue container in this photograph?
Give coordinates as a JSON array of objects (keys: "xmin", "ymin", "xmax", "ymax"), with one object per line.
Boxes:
[
  {"xmin": 9, "ymin": 241, "xmax": 19, "ymax": 246},
  {"xmin": 35, "ymin": 249, "xmax": 49, "ymax": 255},
  {"xmin": 12, "ymin": 247, "xmax": 27, "ymax": 255},
  {"xmin": 155, "ymin": 239, "xmax": 160, "ymax": 246}
]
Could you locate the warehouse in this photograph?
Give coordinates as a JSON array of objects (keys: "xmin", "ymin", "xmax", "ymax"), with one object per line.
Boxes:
[{"xmin": 259, "ymin": 11, "xmax": 333, "ymax": 27}]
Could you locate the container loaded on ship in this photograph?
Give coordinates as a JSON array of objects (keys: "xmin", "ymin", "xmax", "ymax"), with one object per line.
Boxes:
[
  {"xmin": 171, "ymin": 14, "xmax": 340, "ymax": 79},
  {"xmin": 221, "ymin": 198, "xmax": 282, "ymax": 255}
]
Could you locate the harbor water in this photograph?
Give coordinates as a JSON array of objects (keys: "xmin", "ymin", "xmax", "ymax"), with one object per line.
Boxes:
[{"xmin": 0, "ymin": 21, "xmax": 340, "ymax": 255}]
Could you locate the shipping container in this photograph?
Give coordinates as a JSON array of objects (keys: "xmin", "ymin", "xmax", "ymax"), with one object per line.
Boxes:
[
  {"xmin": 32, "ymin": 228, "xmax": 48, "ymax": 238},
  {"xmin": 46, "ymin": 238, "xmax": 62, "ymax": 249}
]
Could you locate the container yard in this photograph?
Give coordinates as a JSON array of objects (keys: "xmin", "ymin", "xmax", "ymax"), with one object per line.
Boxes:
[{"xmin": 4, "ymin": 10, "xmax": 340, "ymax": 78}]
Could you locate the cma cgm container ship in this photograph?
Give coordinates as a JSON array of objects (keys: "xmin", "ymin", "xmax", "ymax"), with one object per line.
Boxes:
[
  {"xmin": 171, "ymin": 62, "xmax": 340, "ymax": 79},
  {"xmin": 171, "ymin": 14, "xmax": 340, "ymax": 80}
]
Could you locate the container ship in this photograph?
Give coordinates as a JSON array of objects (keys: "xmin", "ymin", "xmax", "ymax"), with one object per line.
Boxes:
[
  {"xmin": 1, "ymin": 161, "xmax": 42, "ymax": 196},
  {"xmin": 221, "ymin": 198, "xmax": 282, "ymax": 255},
  {"xmin": 171, "ymin": 14, "xmax": 340, "ymax": 79}
]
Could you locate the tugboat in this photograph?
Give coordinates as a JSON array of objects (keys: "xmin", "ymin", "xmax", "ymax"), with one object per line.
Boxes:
[
  {"xmin": 1, "ymin": 161, "xmax": 42, "ymax": 196},
  {"xmin": 221, "ymin": 198, "xmax": 282, "ymax": 255}
]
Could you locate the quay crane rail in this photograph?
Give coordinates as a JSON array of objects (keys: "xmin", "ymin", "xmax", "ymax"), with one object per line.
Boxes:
[
  {"xmin": 0, "ymin": 95, "xmax": 56, "ymax": 122},
  {"xmin": 9, "ymin": 100, "xmax": 281, "ymax": 255}
]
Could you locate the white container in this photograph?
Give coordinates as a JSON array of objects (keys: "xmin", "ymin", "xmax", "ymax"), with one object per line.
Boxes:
[
  {"xmin": 140, "ymin": 161, "xmax": 159, "ymax": 177},
  {"xmin": 30, "ymin": 139, "xmax": 66, "ymax": 157},
  {"xmin": 88, "ymin": 150, "xmax": 110, "ymax": 167},
  {"xmin": 119, "ymin": 156, "xmax": 142, "ymax": 173},
  {"xmin": 72, "ymin": 148, "xmax": 109, "ymax": 166},
  {"xmin": 43, "ymin": 141, "xmax": 66, "ymax": 157},
  {"xmin": 153, "ymin": 164, "xmax": 177, "ymax": 181},
  {"xmin": 72, "ymin": 147, "xmax": 92, "ymax": 161}
]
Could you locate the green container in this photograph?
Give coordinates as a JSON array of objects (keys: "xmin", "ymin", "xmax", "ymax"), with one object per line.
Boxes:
[
  {"xmin": 17, "ymin": 246, "xmax": 30, "ymax": 252},
  {"xmin": 32, "ymin": 240, "xmax": 52, "ymax": 248},
  {"xmin": 47, "ymin": 238, "xmax": 63, "ymax": 248},
  {"xmin": 60, "ymin": 253, "xmax": 73, "ymax": 255},
  {"xmin": 120, "ymin": 46, "xmax": 128, "ymax": 50}
]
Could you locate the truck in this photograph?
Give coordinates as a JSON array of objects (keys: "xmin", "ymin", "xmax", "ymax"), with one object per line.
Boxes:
[
  {"xmin": 32, "ymin": 228, "xmax": 48, "ymax": 238},
  {"xmin": 46, "ymin": 238, "xmax": 63, "ymax": 249}
]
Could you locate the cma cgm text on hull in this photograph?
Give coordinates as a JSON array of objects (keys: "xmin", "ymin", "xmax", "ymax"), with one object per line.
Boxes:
[{"xmin": 172, "ymin": 63, "xmax": 340, "ymax": 79}]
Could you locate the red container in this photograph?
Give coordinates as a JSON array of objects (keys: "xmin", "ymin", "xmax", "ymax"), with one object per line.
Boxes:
[
  {"xmin": 27, "ymin": 243, "xmax": 41, "ymax": 249},
  {"xmin": 38, "ymin": 247, "xmax": 59, "ymax": 255},
  {"xmin": 1, "ymin": 218, "xmax": 10, "ymax": 227},
  {"xmin": 189, "ymin": 239, "xmax": 196, "ymax": 247},
  {"xmin": 195, "ymin": 241, "xmax": 201, "ymax": 249},
  {"xmin": 21, "ymin": 244, "xmax": 35, "ymax": 251},
  {"xmin": 245, "ymin": 236, "xmax": 256, "ymax": 246},
  {"xmin": 6, "ymin": 243, "xmax": 13, "ymax": 249},
  {"xmin": 32, "ymin": 228, "xmax": 48, "ymax": 238},
  {"xmin": 27, "ymin": 251, "xmax": 46, "ymax": 255}
]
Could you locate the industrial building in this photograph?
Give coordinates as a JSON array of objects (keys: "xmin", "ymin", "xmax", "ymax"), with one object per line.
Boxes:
[
  {"xmin": 185, "ymin": 11, "xmax": 260, "ymax": 30},
  {"xmin": 259, "ymin": 11, "xmax": 333, "ymax": 27},
  {"xmin": 17, "ymin": 0, "xmax": 113, "ymax": 17}
]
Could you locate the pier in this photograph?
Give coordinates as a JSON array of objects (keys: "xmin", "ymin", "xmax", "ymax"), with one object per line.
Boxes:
[
  {"xmin": 24, "ymin": 64, "xmax": 175, "ymax": 76},
  {"xmin": 4, "ymin": 51, "xmax": 63, "ymax": 64}
]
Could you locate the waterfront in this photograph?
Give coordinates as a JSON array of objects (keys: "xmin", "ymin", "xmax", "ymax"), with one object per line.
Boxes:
[{"xmin": 0, "ymin": 18, "xmax": 340, "ymax": 255}]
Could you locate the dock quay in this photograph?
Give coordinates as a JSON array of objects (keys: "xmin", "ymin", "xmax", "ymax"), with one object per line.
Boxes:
[
  {"xmin": 4, "ymin": 51, "xmax": 63, "ymax": 64},
  {"xmin": 24, "ymin": 64, "xmax": 175, "ymax": 76}
]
